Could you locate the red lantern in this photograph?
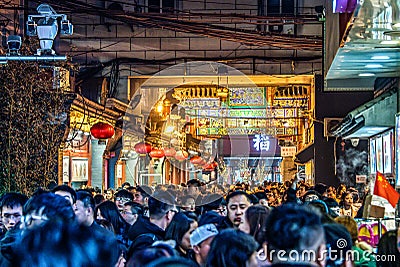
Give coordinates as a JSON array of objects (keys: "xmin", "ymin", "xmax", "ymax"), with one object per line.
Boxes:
[
  {"xmin": 90, "ymin": 122, "xmax": 115, "ymax": 139},
  {"xmin": 163, "ymin": 147, "xmax": 176, "ymax": 157},
  {"xmin": 134, "ymin": 142, "xmax": 152, "ymax": 156},
  {"xmin": 149, "ymin": 148, "xmax": 165, "ymax": 159},
  {"xmin": 203, "ymin": 161, "xmax": 217, "ymax": 170},
  {"xmin": 190, "ymin": 156, "xmax": 203, "ymax": 165},
  {"xmin": 175, "ymin": 150, "xmax": 189, "ymax": 161}
]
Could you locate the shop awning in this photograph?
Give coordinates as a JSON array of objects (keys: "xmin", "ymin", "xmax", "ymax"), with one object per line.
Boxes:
[
  {"xmin": 326, "ymin": 0, "xmax": 400, "ymax": 91},
  {"xmin": 330, "ymin": 89, "xmax": 397, "ymax": 138},
  {"xmin": 295, "ymin": 144, "xmax": 314, "ymax": 164}
]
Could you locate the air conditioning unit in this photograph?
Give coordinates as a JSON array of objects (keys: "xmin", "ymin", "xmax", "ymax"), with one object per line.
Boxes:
[{"xmin": 324, "ymin": 118, "xmax": 343, "ymax": 137}]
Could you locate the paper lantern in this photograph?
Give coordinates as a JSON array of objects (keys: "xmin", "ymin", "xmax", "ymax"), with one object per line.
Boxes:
[
  {"xmin": 134, "ymin": 142, "xmax": 152, "ymax": 156},
  {"xmin": 90, "ymin": 122, "xmax": 115, "ymax": 139},
  {"xmin": 163, "ymin": 147, "xmax": 176, "ymax": 157},
  {"xmin": 190, "ymin": 156, "xmax": 203, "ymax": 165},
  {"xmin": 149, "ymin": 148, "xmax": 165, "ymax": 159},
  {"xmin": 175, "ymin": 150, "xmax": 189, "ymax": 161}
]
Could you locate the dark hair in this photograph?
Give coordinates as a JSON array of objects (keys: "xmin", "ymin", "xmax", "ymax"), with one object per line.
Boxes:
[
  {"xmin": 136, "ymin": 186, "xmax": 153, "ymax": 198},
  {"xmin": 198, "ymin": 210, "xmax": 223, "ymax": 226},
  {"xmin": 51, "ymin": 185, "xmax": 77, "ymax": 203},
  {"xmin": 96, "ymin": 218, "xmax": 115, "ymax": 233},
  {"xmin": 244, "ymin": 204, "xmax": 271, "ymax": 246},
  {"xmin": 165, "ymin": 213, "xmax": 195, "ymax": 248},
  {"xmin": 14, "ymin": 220, "xmax": 119, "ymax": 267},
  {"xmin": 226, "ymin": 190, "xmax": 251, "ymax": 204},
  {"xmin": 126, "ymin": 247, "xmax": 174, "ymax": 267},
  {"xmin": 148, "ymin": 191, "xmax": 176, "ymax": 220},
  {"xmin": 95, "ymin": 201, "xmax": 129, "ymax": 236},
  {"xmin": 187, "ymin": 179, "xmax": 201, "ymax": 187},
  {"xmin": 206, "ymin": 229, "xmax": 258, "ymax": 267},
  {"xmin": 23, "ymin": 193, "xmax": 75, "ymax": 223},
  {"xmin": 201, "ymin": 194, "xmax": 224, "ymax": 212},
  {"xmin": 0, "ymin": 192, "xmax": 28, "ymax": 211},
  {"xmin": 76, "ymin": 191, "xmax": 95, "ymax": 211},
  {"xmin": 302, "ymin": 190, "xmax": 322, "ymax": 201},
  {"xmin": 93, "ymin": 194, "xmax": 105, "ymax": 206},
  {"xmin": 265, "ymin": 203, "xmax": 324, "ymax": 255},
  {"xmin": 114, "ymin": 189, "xmax": 134, "ymax": 200},
  {"xmin": 323, "ymin": 223, "xmax": 353, "ymax": 267},
  {"xmin": 124, "ymin": 201, "xmax": 144, "ymax": 215},
  {"xmin": 146, "ymin": 256, "xmax": 199, "ymax": 267},
  {"xmin": 377, "ymin": 230, "xmax": 400, "ymax": 267}
]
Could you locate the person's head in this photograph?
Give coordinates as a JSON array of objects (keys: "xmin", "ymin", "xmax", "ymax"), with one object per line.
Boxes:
[
  {"xmin": 324, "ymin": 197, "xmax": 340, "ymax": 218},
  {"xmin": 265, "ymin": 189, "xmax": 276, "ymax": 205},
  {"xmin": 265, "ymin": 203, "xmax": 325, "ymax": 265},
  {"xmin": 52, "ymin": 185, "xmax": 76, "ymax": 205},
  {"xmin": 22, "ymin": 192, "xmax": 75, "ymax": 230},
  {"xmin": 122, "ymin": 201, "xmax": 143, "ymax": 225},
  {"xmin": 114, "ymin": 189, "xmax": 134, "ymax": 211},
  {"xmin": 190, "ymin": 223, "xmax": 218, "ymax": 265},
  {"xmin": 226, "ymin": 191, "xmax": 252, "ymax": 227},
  {"xmin": 296, "ymin": 184, "xmax": 309, "ymax": 198},
  {"xmin": 165, "ymin": 212, "xmax": 197, "ymax": 251},
  {"xmin": 105, "ymin": 188, "xmax": 114, "ymax": 200},
  {"xmin": 14, "ymin": 220, "xmax": 119, "ymax": 267},
  {"xmin": 74, "ymin": 191, "xmax": 95, "ymax": 226},
  {"xmin": 121, "ymin": 182, "xmax": 131, "ymax": 189},
  {"xmin": 180, "ymin": 195, "xmax": 196, "ymax": 212},
  {"xmin": 377, "ymin": 230, "xmax": 400, "ymax": 267},
  {"xmin": 206, "ymin": 229, "xmax": 258, "ymax": 267},
  {"xmin": 303, "ymin": 190, "xmax": 322, "ymax": 202},
  {"xmin": 323, "ymin": 223, "xmax": 353, "ymax": 267},
  {"xmin": 95, "ymin": 200, "xmax": 127, "ymax": 235},
  {"xmin": 334, "ymin": 216, "xmax": 358, "ymax": 243},
  {"xmin": 0, "ymin": 192, "xmax": 28, "ymax": 231},
  {"xmin": 134, "ymin": 186, "xmax": 152, "ymax": 206},
  {"xmin": 253, "ymin": 192, "xmax": 268, "ymax": 207},
  {"xmin": 341, "ymin": 191, "xmax": 354, "ymax": 208},
  {"xmin": 187, "ymin": 179, "xmax": 201, "ymax": 197},
  {"xmin": 238, "ymin": 204, "xmax": 270, "ymax": 246},
  {"xmin": 148, "ymin": 191, "xmax": 178, "ymax": 230},
  {"xmin": 126, "ymin": 248, "xmax": 177, "ymax": 267},
  {"xmin": 201, "ymin": 194, "xmax": 225, "ymax": 215},
  {"xmin": 93, "ymin": 194, "xmax": 105, "ymax": 206},
  {"xmin": 326, "ymin": 186, "xmax": 337, "ymax": 199}
]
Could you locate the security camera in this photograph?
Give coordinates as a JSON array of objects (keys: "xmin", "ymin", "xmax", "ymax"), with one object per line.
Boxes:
[{"xmin": 7, "ymin": 35, "xmax": 22, "ymax": 55}]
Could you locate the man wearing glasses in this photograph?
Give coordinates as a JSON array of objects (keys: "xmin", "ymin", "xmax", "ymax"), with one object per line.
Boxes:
[
  {"xmin": 127, "ymin": 191, "xmax": 177, "ymax": 254},
  {"xmin": 0, "ymin": 192, "xmax": 28, "ymax": 238},
  {"xmin": 114, "ymin": 189, "xmax": 134, "ymax": 212}
]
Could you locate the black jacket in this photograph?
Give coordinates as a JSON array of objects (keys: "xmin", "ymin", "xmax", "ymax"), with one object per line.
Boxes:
[{"xmin": 127, "ymin": 216, "xmax": 165, "ymax": 256}]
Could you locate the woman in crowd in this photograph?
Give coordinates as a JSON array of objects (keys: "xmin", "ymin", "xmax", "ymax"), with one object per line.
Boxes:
[
  {"xmin": 339, "ymin": 191, "xmax": 358, "ymax": 217},
  {"xmin": 238, "ymin": 204, "xmax": 270, "ymax": 247},
  {"xmin": 95, "ymin": 200, "xmax": 130, "ymax": 247},
  {"xmin": 165, "ymin": 212, "xmax": 198, "ymax": 258}
]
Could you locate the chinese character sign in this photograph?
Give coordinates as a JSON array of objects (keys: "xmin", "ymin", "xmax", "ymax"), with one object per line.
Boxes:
[{"xmin": 253, "ymin": 135, "xmax": 270, "ymax": 152}]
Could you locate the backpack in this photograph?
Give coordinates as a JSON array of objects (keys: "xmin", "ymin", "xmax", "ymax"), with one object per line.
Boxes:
[{"xmin": 358, "ymin": 222, "xmax": 387, "ymax": 247}]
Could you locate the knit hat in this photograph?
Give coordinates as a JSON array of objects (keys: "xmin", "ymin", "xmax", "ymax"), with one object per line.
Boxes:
[{"xmin": 190, "ymin": 224, "xmax": 218, "ymax": 246}]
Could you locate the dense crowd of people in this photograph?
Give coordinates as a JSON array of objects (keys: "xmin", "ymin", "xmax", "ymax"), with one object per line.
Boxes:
[{"xmin": 0, "ymin": 174, "xmax": 399, "ymax": 267}]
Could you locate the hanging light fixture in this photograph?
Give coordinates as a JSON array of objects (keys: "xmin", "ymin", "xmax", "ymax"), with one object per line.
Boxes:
[
  {"xmin": 134, "ymin": 142, "xmax": 152, "ymax": 156},
  {"xmin": 149, "ymin": 148, "xmax": 165, "ymax": 159},
  {"xmin": 90, "ymin": 122, "xmax": 115, "ymax": 140},
  {"xmin": 163, "ymin": 147, "xmax": 176, "ymax": 157}
]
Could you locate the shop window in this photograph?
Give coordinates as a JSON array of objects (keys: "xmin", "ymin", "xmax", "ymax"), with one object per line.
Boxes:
[{"xmin": 148, "ymin": 0, "xmax": 175, "ymax": 13}]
